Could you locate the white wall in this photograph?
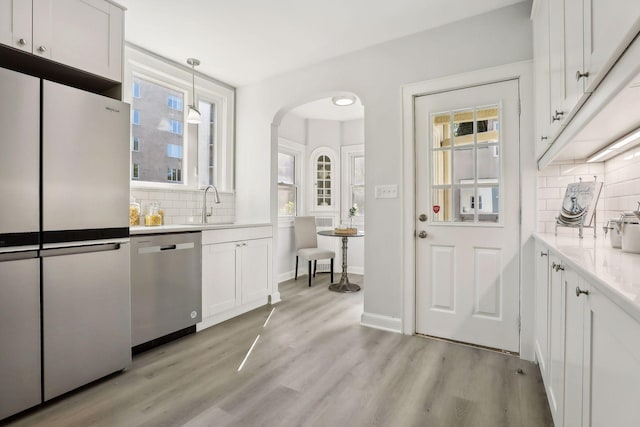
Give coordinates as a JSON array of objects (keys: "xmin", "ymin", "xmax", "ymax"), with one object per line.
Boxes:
[
  {"xmin": 603, "ymin": 146, "xmax": 640, "ymax": 219},
  {"xmin": 341, "ymin": 119, "xmax": 364, "ymax": 146},
  {"xmin": 279, "ymin": 114, "xmax": 306, "ymax": 144},
  {"xmin": 236, "ymin": 3, "xmax": 533, "ymax": 323}
]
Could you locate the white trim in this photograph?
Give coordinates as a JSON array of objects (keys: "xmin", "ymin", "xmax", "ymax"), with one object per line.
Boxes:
[
  {"xmin": 196, "ymin": 298, "xmax": 268, "ymax": 332},
  {"xmin": 341, "ymin": 144, "xmax": 365, "ymax": 226},
  {"xmin": 278, "ymin": 271, "xmax": 296, "ymax": 283},
  {"xmin": 278, "ymin": 137, "xmax": 305, "ymax": 218},
  {"xmin": 360, "ymin": 312, "xmax": 402, "ymax": 334},
  {"xmin": 401, "ymin": 60, "xmax": 536, "ymax": 361},
  {"xmin": 269, "ymin": 291, "xmax": 282, "ymax": 304}
]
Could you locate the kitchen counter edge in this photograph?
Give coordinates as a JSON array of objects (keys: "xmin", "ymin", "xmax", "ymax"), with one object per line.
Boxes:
[
  {"xmin": 534, "ymin": 233, "xmax": 640, "ymax": 323},
  {"xmin": 130, "ymin": 223, "xmax": 272, "ymax": 235}
]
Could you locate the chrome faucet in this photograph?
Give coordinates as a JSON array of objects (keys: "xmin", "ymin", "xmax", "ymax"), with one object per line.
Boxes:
[{"xmin": 202, "ymin": 185, "xmax": 221, "ymax": 224}]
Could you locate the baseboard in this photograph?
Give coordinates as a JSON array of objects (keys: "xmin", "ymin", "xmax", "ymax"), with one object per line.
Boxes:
[
  {"xmin": 196, "ymin": 298, "xmax": 268, "ymax": 332},
  {"xmin": 360, "ymin": 312, "xmax": 402, "ymax": 334},
  {"xmin": 269, "ymin": 291, "xmax": 281, "ymax": 304},
  {"xmin": 278, "ymin": 270, "xmax": 296, "ymax": 283},
  {"xmin": 348, "ymin": 266, "xmax": 364, "ymax": 275}
]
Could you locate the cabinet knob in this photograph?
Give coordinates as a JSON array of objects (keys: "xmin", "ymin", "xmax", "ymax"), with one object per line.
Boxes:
[
  {"xmin": 18, "ymin": 38, "xmax": 28, "ymax": 46},
  {"xmin": 540, "ymin": 251, "xmax": 548, "ymax": 257},
  {"xmin": 576, "ymin": 70, "xmax": 589, "ymax": 81},
  {"xmin": 576, "ymin": 286, "xmax": 589, "ymax": 297},
  {"xmin": 540, "ymin": 136, "xmax": 548, "ymax": 141},
  {"xmin": 551, "ymin": 110, "xmax": 565, "ymax": 122},
  {"xmin": 37, "ymin": 45, "xmax": 47, "ymax": 53}
]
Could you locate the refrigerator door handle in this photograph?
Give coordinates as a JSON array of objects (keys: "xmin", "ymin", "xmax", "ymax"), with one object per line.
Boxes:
[
  {"xmin": 41, "ymin": 243, "xmax": 123, "ymax": 258},
  {"xmin": 0, "ymin": 251, "xmax": 38, "ymax": 262}
]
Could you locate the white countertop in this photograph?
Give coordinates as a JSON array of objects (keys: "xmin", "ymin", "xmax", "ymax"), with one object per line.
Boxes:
[
  {"xmin": 534, "ymin": 233, "xmax": 640, "ymax": 322},
  {"xmin": 130, "ymin": 222, "xmax": 272, "ymax": 235}
]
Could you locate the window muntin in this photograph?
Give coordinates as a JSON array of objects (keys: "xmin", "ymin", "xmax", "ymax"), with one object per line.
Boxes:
[
  {"xmin": 430, "ymin": 104, "xmax": 501, "ymax": 224},
  {"xmin": 278, "ymin": 152, "xmax": 296, "ymax": 216}
]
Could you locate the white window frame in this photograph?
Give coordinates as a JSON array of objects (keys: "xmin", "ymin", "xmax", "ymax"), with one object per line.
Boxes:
[
  {"xmin": 341, "ymin": 144, "xmax": 365, "ymax": 227},
  {"xmin": 309, "ymin": 147, "xmax": 338, "ymax": 212},
  {"xmin": 278, "ymin": 137, "xmax": 304, "ymax": 223},
  {"xmin": 124, "ymin": 44, "xmax": 235, "ymax": 192}
]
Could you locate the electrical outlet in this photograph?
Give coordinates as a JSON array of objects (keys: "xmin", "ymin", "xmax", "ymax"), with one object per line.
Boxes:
[{"xmin": 374, "ymin": 185, "xmax": 398, "ymax": 199}]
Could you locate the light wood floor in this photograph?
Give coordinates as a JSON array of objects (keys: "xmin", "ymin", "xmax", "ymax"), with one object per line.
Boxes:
[{"xmin": 6, "ymin": 273, "xmax": 553, "ymax": 427}]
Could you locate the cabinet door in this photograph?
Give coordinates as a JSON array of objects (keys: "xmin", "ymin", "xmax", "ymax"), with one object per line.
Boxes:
[
  {"xmin": 33, "ymin": 0, "xmax": 123, "ymax": 82},
  {"xmin": 534, "ymin": 243, "xmax": 550, "ymax": 380},
  {"xmin": 549, "ymin": 0, "xmax": 584, "ymax": 128},
  {"xmin": 532, "ymin": 0, "xmax": 552, "ymax": 156},
  {"xmin": 583, "ymin": 0, "xmax": 640, "ymax": 92},
  {"xmin": 585, "ymin": 285, "xmax": 640, "ymax": 426},
  {"xmin": 202, "ymin": 242, "xmax": 240, "ymax": 318},
  {"xmin": 563, "ymin": 269, "xmax": 586, "ymax": 427},
  {"xmin": 241, "ymin": 238, "xmax": 272, "ymax": 305},
  {"xmin": 0, "ymin": 0, "xmax": 32, "ymax": 52},
  {"xmin": 547, "ymin": 255, "xmax": 565, "ymax": 427}
]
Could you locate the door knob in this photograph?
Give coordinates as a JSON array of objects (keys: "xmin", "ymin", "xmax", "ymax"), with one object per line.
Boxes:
[
  {"xmin": 576, "ymin": 287, "xmax": 589, "ymax": 297},
  {"xmin": 418, "ymin": 231, "xmax": 427, "ymax": 239},
  {"xmin": 418, "ymin": 214, "xmax": 427, "ymax": 222}
]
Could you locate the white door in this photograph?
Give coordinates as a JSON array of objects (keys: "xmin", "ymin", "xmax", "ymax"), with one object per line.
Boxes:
[{"xmin": 415, "ymin": 79, "xmax": 520, "ymax": 353}]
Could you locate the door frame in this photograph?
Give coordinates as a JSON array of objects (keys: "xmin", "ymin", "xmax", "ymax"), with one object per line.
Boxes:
[{"xmin": 400, "ymin": 61, "xmax": 537, "ymax": 361}]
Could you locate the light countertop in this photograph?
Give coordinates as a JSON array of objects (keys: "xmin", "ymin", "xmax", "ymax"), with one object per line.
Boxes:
[
  {"xmin": 534, "ymin": 233, "xmax": 640, "ymax": 322},
  {"xmin": 130, "ymin": 222, "xmax": 271, "ymax": 235}
]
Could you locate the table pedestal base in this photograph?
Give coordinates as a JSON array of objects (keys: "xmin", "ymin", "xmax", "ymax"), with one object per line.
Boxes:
[{"xmin": 328, "ymin": 235, "xmax": 361, "ymax": 293}]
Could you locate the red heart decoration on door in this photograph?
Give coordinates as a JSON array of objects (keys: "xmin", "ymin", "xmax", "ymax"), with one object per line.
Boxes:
[{"xmin": 433, "ymin": 205, "xmax": 440, "ymax": 214}]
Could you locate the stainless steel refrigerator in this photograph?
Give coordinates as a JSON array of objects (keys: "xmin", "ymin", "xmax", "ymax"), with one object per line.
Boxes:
[{"xmin": 0, "ymin": 67, "xmax": 132, "ymax": 419}]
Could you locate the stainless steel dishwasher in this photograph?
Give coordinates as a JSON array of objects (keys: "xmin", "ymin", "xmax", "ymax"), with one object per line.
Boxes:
[{"xmin": 131, "ymin": 232, "xmax": 202, "ymax": 349}]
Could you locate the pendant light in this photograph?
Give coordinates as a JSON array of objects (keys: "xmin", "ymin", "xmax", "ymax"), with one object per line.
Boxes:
[{"xmin": 186, "ymin": 58, "xmax": 201, "ymax": 124}]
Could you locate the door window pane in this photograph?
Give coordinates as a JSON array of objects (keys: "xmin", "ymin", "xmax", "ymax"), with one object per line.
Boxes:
[
  {"xmin": 429, "ymin": 103, "xmax": 502, "ymax": 224},
  {"xmin": 431, "ymin": 188, "xmax": 452, "ymax": 222},
  {"xmin": 316, "ymin": 154, "xmax": 332, "ymax": 207}
]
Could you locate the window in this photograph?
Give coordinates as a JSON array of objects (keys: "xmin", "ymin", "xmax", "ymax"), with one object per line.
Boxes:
[
  {"xmin": 430, "ymin": 105, "xmax": 501, "ymax": 223},
  {"xmin": 316, "ymin": 155, "xmax": 332, "ymax": 207},
  {"xmin": 167, "ymin": 168, "xmax": 182, "ymax": 182},
  {"xmin": 278, "ymin": 152, "xmax": 296, "ymax": 216},
  {"xmin": 132, "ymin": 163, "xmax": 139, "ymax": 179},
  {"xmin": 126, "ymin": 45, "xmax": 235, "ymax": 191},
  {"xmin": 198, "ymin": 100, "xmax": 216, "ymax": 186},
  {"xmin": 130, "ymin": 76, "xmax": 184, "ymax": 184},
  {"xmin": 132, "ymin": 82, "xmax": 140, "ymax": 98},
  {"xmin": 310, "ymin": 148, "xmax": 337, "ymax": 210},
  {"xmin": 167, "ymin": 95, "xmax": 183, "ymax": 111},
  {"xmin": 342, "ymin": 145, "xmax": 365, "ymax": 225},
  {"xmin": 169, "ymin": 119, "xmax": 183, "ymax": 135},
  {"xmin": 167, "ymin": 144, "xmax": 183, "ymax": 159}
]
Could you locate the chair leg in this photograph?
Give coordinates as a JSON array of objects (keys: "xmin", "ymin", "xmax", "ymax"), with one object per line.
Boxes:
[
  {"xmin": 295, "ymin": 256, "xmax": 298, "ymax": 280},
  {"xmin": 313, "ymin": 260, "xmax": 317, "ymax": 277},
  {"xmin": 330, "ymin": 258, "xmax": 334, "ymax": 283},
  {"xmin": 308, "ymin": 261, "xmax": 312, "ymax": 287}
]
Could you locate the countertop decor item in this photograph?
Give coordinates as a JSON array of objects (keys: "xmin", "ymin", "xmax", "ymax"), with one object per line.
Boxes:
[{"xmin": 555, "ymin": 177, "xmax": 602, "ymax": 238}]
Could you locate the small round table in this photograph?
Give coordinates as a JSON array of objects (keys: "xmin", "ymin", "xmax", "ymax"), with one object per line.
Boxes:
[{"xmin": 317, "ymin": 230, "xmax": 365, "ymax": 293}]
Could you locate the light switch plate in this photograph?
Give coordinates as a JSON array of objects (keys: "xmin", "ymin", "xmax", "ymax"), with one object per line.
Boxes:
[{"xmin": 375, "ymin": 185, "xmax": 398, "ymax": 199}]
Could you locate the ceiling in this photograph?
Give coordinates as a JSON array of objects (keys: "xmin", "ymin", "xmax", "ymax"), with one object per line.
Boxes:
[
  {"xmin": 118, "ymin": 0, "xmax": 526, "ymax": 87},
  {"xmin": 289, "ymin": 97, "xmax": 364, "ymax": 121}
]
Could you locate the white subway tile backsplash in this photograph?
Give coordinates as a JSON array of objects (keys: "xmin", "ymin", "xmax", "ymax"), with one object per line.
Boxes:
[{"xmin": 130, "ymin": 188, "xmax": 235, "ymax": 225}]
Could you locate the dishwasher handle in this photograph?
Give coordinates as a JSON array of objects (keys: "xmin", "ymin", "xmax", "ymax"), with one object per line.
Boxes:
[{"xmin": 137, "ymin": 242, "xmax": 195, "ymax": 255}]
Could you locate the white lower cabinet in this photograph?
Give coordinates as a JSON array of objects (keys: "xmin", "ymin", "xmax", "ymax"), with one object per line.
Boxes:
[
  {"xmin": 535, "ymin": 242, "xmax": 640, "ymax": 426},
  {"xmin": 586, "ymin": 285, "xmax": 640, "ymax": 426},
  {"xmin": 200, "ymin": 226, "xmax": 273, "ymax": 330}
]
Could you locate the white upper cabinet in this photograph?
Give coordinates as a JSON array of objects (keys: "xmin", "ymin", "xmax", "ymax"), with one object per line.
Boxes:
[
  {"xmin": 532, "ymin": 0, "xmax": 552, "ymax": 156},
  {"xmin": 582, "ymin": 0, "xmax": 640, "ymax": 93},
  {"xmin": 0, "ymin": 0, "xmax": 32, "ymax": 53},
  {"xmin": 0, "ymin": 0, "xmax": 124, "ymax": 82}
]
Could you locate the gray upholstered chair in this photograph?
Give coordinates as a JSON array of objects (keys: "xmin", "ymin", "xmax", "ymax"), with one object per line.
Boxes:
[{"xmin": 294, "ymin": 216, "xmax": 335, "ymax": 286}]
